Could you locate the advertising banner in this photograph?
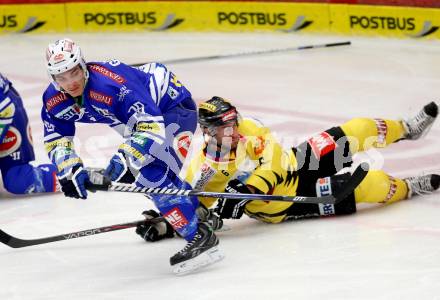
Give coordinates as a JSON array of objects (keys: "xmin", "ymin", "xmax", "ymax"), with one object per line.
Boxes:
[
  {"xmin": 0, "ymin": 4, "xmax": 65, "ymax": 34},
  {"xmin": 65, "ymin": 1, "xmax": 329, "ymax": 33}
]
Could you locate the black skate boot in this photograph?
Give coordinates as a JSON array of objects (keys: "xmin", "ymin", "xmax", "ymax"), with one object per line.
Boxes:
[
  {"xmin": 196, "ymin": 204, "xmax": 228, "ymax": 232},
  {"xmin": 403, "ymin": 102, "xmax": 438, "ymax": 140},
  {"xmin": 404, "ymin": 174, "xmax": 440, "ymax": 197},
  {"xmin": 170, "ymin": 222, "xmax": 224, "ymax": 275}
]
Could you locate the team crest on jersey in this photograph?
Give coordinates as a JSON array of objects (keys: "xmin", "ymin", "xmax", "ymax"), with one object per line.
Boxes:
[
  {"xmin": 173, "ymin": 131, "xmax": 193, "ymax": 162},
  {"xmin": 89, "ymin": 90, "xmax": 113, "ymax": 106},
  {"xmin": 0, "ymin": 126, "xmax": 21, "ymax": 158},
  {"xmin": 89, "ymin": 64, "xmax": 126, "ymax": 84},
  {"xmin": 308, "ymin": 132, "xmax": 337, "ymax": 159},
  {"xmin": 46, "ymin": 93, "xmax": 68, "ymax": 111}
]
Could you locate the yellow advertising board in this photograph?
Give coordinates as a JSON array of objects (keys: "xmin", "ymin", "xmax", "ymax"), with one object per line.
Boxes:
[
  {"xmin": 65, "ymin": 1, "xmax": 329, "ymax": 33},
  {"xmin": 1, "ymin": 1, "xmax": 439, "ymax": 39},
  {"xmin": 330, "ymin": 4, "xmax": 440, "ymax": 39},
  {"xmin": 0, "ymin": 4, "xmax": 65, "ymax": 34}
]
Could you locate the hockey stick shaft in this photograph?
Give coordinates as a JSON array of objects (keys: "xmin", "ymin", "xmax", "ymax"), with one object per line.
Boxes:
[
  {"xmin": 88, "ymin": 163, "xmax": 369, "ymax": 205},
  {"xmin": 0, "ymin": 219, "xmax": 150, "ymax": 248},
  {"xmin": 131, "ymin": 41, "xmax": 351, "ymax": 66},
  {"xmin": 0, "ymin": 164, "xmax": 368, "ymax": 249}
]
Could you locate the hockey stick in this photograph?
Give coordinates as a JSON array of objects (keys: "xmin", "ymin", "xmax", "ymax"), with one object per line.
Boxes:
[
  {"xmin": 130, "ymin": 41, "xmax": 351, "ymax": 66},
  {"xmin": 0, "ymin": 219, "xmax": 157, "ymax": 248},
  {"xmin": 0, "ymin": 164, "xmax": 367, "ymax": 249},
  {"xmin": 88, "ymin": 163, "xmax": 369, "ymax": 205}
]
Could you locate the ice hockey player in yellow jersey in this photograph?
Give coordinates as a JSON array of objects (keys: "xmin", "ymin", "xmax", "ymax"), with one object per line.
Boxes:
[{"xmin": 135, "ymin": 97, "xmax": 439, "ymax": 241}]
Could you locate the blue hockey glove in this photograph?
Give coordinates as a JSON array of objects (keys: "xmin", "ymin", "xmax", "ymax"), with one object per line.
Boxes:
[
  {"xmin": 104, "ymin": 152, "xmax": 136, "ymax": 184},
  {"xmin": 215, "ymin": 179, "xmax": 252, "ymax": 219},
  {"xmin": 58, "ymin": 164, "xmax": 90, "ymax": 199}
]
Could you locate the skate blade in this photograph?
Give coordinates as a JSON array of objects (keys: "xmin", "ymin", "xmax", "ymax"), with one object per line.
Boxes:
[{"xmin": 172, "ymin": 246, "xmax": 225, "ymax": 276}]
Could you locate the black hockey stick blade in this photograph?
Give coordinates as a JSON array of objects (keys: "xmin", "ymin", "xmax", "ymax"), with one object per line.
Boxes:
[
  {"xmin": 130, "ymin": 41, "xmax": 351, "ymax": 66},
  {"xmin": 0, "ymin": 220, "xmax": 145, "ymax": 248},
  {"xmin": 332, "ymin": 162, "xmax": 369, "ymax": 203}
]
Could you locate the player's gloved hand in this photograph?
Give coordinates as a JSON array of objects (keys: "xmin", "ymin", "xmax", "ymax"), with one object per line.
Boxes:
[
  {"xmin": 135, "ymin": 210, "xmax": 175, "ymax": 242},
  {"xmin": 196, "ymin": 204, "xmax": 223, "ymax": 231},
  {"xmin": 58, "ymin": 164, "xmax": 90, "ymax": 199},
  {"xmin": 104, "ymin": 152, "xmax": 136, "ymax": 184},
  {"xmin": 215, "ymin": 179, "xmax": 252, "ymax": 219}
]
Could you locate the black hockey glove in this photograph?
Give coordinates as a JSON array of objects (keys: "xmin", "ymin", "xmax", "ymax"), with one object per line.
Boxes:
[
  {"xmin": 135, "ymin": 210, "xmax": 175, "ymax": 242},
  {"xmin": 58, "ymin": 165, "xmax": 90, "ymax": 199},
  {"xmin": 215, "ymin": 179, "xmax": 252, "ymax": 219}
]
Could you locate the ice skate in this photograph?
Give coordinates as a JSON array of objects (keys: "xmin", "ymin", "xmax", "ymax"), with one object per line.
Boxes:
[
  {"xmin": 404, "ymin": 174, "xmax": 440, "ymax": 197},
  {"xmin": 170, "ymin": 222, "xmax": 224, "ymax": 275},
  {"xmin": 402, "ymin": 101, "xmax": 438, "ymax": 140}
]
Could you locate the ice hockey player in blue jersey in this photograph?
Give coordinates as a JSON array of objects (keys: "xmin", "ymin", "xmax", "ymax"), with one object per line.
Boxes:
[
  {"xmin": 0, "ymin": 73, "xmax": 58, "ymax": 194},
  {"xmin": 42, "ymin": 38, "xmax": 223, "ymax": 274}
]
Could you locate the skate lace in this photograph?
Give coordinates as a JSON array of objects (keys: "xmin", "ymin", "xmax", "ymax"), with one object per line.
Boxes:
[
  {"xmin": 407, "ymin": 175, "xmax": 433, "ymax": 195},
  {"xmin": 178, "ymin": 233, "xmax": 202, "ymax": 254}
]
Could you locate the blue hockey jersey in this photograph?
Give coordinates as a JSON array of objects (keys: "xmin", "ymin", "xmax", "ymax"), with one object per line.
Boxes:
[
  {"xmin": 0, "ymin": 73, "xmax": 35, "ymax": 168},
  {"xmin": 41, "ymin": 60, "xmax": 194, "ymax": 174}
]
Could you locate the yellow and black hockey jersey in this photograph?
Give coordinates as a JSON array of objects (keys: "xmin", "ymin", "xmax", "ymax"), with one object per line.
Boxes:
[{"xmin": 185, "ymin": 117, "xmax": 298, "ymax": 223}]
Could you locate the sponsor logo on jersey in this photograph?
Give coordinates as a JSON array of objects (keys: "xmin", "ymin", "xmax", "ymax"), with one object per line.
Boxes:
[
  {"xmin": 318, "ymin": 203, "xmax": 335, "ymax": 216},
  {"xmin": 163, "ymin": 207, "xmax": 188, "ymax": 230},
  {"xmin": 44, "ymin": 137, "xmax": 73, "ymax": 153},
  {"xmin": 0, "ymin": 101, "xmax": 15, "ymax": 118},
  {"xmin": 46, "ymin": 92, "xmax": 68, "ymax": 111},
  {"xmin": 0, "ymin": 126, "xmax": 21, "ymax": 158},
  {"xmin": 218, "ymin": 12, "xmax": 287, "ymax": 26},
  {"xmin": 316, "ymin": 177, "xmax": 332, "ymax": 197},
  {"xmin": 316, "ymin": 177, "xmax": 334, "ymax": 216},
  {"xmin": 254, "ymin": 136, "xmax": 266, "ymax": 155},
  {"xmin": 374, "ymin": 118, "xmax": 388, "ymax": 147},
  {"xmin": 89, "ymin": 90, "xmax": 113, "ymax": 105},
  {"xmin": 308, "ymin": 132, "xmax": 337, "ymax": 159},
  {"xmin": 194, "ymin": 162, "xmax": 216, "ymax": 190},
  {"xmin": 136, "ymin": 122, "xmax": 161, "ymax": 134},
  {"xmin": 173, "ymin": 131, "xmax": 192, "ymax": 162},
  {"xmin": 382, "ymin": 175, "xmax": 398, "ymax": 203},
  {"xmin": 89, "ymin": 64, "xmax": 126, "ymax": 84}
]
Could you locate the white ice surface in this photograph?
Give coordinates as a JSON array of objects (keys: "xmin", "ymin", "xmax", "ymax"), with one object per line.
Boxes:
[{"xmin": 0, "ymin": 32, "xmax": 439, "ymax": 300}]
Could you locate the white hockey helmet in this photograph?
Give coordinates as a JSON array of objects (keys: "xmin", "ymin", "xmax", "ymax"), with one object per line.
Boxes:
[{"xmin": 46, "ymin": 38, "xmax": 88, "ymax": 78}]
